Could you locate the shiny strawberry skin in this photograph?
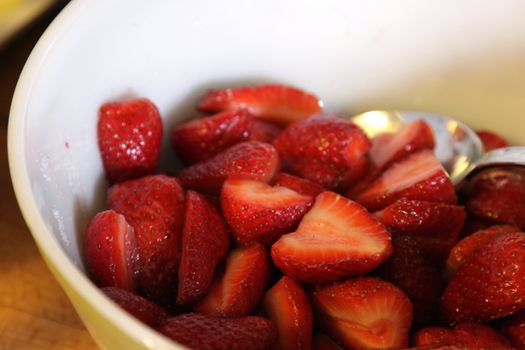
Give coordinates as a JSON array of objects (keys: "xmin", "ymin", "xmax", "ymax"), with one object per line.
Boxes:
[
  {"xmin": 498, "ymin": 309, "xmax": 525, "ymax": 350},
  {"xmin": 177, "ymin": 191, "xmax": 230, "ymax": 305},
  {"xmin": 273, "ymin": 114, "xmax": 371, "ymax": 190},
  {"xmin": 178, "ymin": 141, "xmax": 280, "ymax": 193},
  {"xmin": 476, "ymin": 130, "xmax": 508, "ymax": 152},
  {"xmin": 97, "ymin": 98, "xmax": 162, "ymax": 183},
  {"xmin": 249, "ymin": 119, "xmax": 282, "ymax": 143},
  {"xmin": 274, "ymin": 172, "xmax": 325, "ymax": 198},
  {"xmin": 197, "ymin": 84, "xmax": 322, "ymax": 126}
]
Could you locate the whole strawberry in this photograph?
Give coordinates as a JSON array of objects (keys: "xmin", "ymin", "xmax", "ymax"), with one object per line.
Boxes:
[{"xmin": 98, "ymin": 98, "xmax": 162, "ymax": 183}]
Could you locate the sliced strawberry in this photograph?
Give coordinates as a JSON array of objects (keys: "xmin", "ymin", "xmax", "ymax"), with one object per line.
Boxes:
[
  {"xmin": 445, "ymin": 225, "xmax": 520, "ymax": 279},
  {"xmin": 476, "ymin": 130, "xmax": 508, "ymax": 152},
  {"xmin": 356, "ymin": 150, "xmax": 457, "ymax": 211},
  {"xmin": 177, "ymin": 191, "xmax": 230, "ymax": 304},
  {"xmin": 102, "ymin": 287, "xmax": 168, "ymax": 327},
  {"xmin": 273, "ymin": 115, "xmax": 371, "ymax": 190},
  {"xmin": 465, "ymin": 168, "xmax": 525, "ymax": 229},
  {"xmin": 374, "ymin": 198, "xmax": 465, "ymax": 264},
  {"xmin": 274, "ymin": 172, "xmax": 325, "ymax": 198},
  {"xmin": 440, "ymin": 232, "xmax": 525, "ymax": 324},
  {"xmin": 250, "ymin": 119, "xmax": 282, "ymax": 143},
  {"xmin": 271, "ymin": 192, "xmax": 392, "ymax": 284},
  {"xmin": 343, "ymin": 166, "xmax": 379, "ymax": 200},
  {"xmin": 370, "ymin": 119, "xmax": 435, "ymax": 171},
  {"xmin": 178, "ymin": 141, "xmax": 279, "ymax": 193},
  {"xmin": 498, "ymin": 309, "xmax": 525, "ymax": 350},
  {"xmin": 310, "ymin": 277, "xmax": 413, "ymax": 350},
  {"xmin": 107, "ymin": 175, "xmax": 185, "ymax": 307},
  {"xmin": 221, "ymin": 178, "xmax": 313, "ymax": 246},
  {"xmin": 195, "ymin": 243, "xmax": 270, "ymax": 317},
  {"xmin": 197, "ymin": 84, "xmax": 322, "ymax": 126},
  {"xmin": 312, "ymin": 333, "xmax": 344, "ymax": 350},
  {"xmin": 263, "ymin": 276, "xmax": 313, "ymax": 350},
  {"xmin": 84, "ymin": 210, "xmax": 138, "ymax": 292},
  {"xmin": 97, "ymin": 98, "xmax": 162, "ymax": 183},
  {"xmin": 157, "ymin": 313, "xmax": 277, "ymax": 350},
  {"xmin": 172, "ymin": 109, "xmax": 252, "ymax": 165}
]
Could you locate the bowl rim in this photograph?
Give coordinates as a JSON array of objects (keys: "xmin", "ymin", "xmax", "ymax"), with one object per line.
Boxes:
[{"xmin": 7, "ymin": 0, "xmax": 182, "ymax": 349}]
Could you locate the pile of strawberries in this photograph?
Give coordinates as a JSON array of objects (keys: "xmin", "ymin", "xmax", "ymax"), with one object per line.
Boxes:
[{"xmin": 86, "ymin": 84, "xmax": 525, "ymax": 350}]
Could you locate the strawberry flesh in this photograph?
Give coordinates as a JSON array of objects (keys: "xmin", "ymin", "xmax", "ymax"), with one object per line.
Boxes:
[{"xmin": 274, "ymin": 172, "xmax": 325, "ymax": 198}]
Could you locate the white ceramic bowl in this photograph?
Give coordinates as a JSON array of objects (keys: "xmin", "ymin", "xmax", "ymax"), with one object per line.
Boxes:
[{"xmin": 8, "ymin": 1, "xmax": 525, "ymax": 349}]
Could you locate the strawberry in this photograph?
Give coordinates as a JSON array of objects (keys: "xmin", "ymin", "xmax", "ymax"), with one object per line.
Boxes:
[
  {"xmin": 312, "ymin": 334, "xmax": 344, "ymax": 350},
  {"xmin": 101, "ymin": 287, "xmax": 168, "ymax": 327},
  {"xmin": 97, "ymin": 98, "xmax": 162, "ymax": 183},
  {"xmin": 370, "ymin": 119, "xmax": 435, "ymax": 171},
  {"xmin": 172, "ymin": 109, "xmax": 252, "ymax": 165},
  {"xmin": 374, "ymin": 198, "xmax": 465, "ymax": 265},
  {"xmin": 221, "ymin": 178, "xmax": 313, "ymax": 246},
  {"xmin": 476, "ymin": 130, "xmax": 508, "ymax": 152},
  {"xmin": 178, "ymin": 141, "xmax": 279, "ymax": 193},
  {"xmin": 157, "ymin": 313, "xmax": 277, "ymax": 350},
  {"xmin": 177, "ymin": 191, "xmax": 230, "ymax": 304},
  {"xmin": 274, "ymin": 172, "xmax": 325, "ymax": 198},
  {"xmin": 107, "ymin": 175, "xmax": 185, "ymax": 307},
  {"xmin": 310, "ymin": 277, "xmax": 413, "ymax": 350},
  {"xmin": 197, "ymin": 84, "xmax": 322, "ymax": 126},
  {"xmin": 445, "ymin": 225, "xmax": 520, "ymax": 279},
  {"xmin": 84, "ymin": 210, "xmax": 138, "ymax": 292},
  {"xmin": 263, "ymin": 276, "xmax": 313, "ymax": 350},
  {"xmin": 195, "ymin": 243, "xmax": 270, "ymax": 317},
  {"xmin": 498, "ymin": 309, "xmax": 525, "ymax": 350},
  {"xmin": 440, "ymin": 232, "xmax": 525, "ymax": 324},
  {"xmin": 250, "ymin": 119, "xmax": 282, "ymax": 143},
  {"xmin": 271, "ymin": 192, "xmax": 392, "ymax": 284},
  {"xmin": 465, "ymin": 168, "xmax": 525, "ymax": 229},
  {"xmin": 273, "ymin": 115, "xmax": 371, "ymax": 190},
  {"xmin": 458, "ymin": 215, "xmax": 500, "ymax": 239},
  {"xmin": 356, "ymin": 150, "xmax": 457, "ymax": 211}
]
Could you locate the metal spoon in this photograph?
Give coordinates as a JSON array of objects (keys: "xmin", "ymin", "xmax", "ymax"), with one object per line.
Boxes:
[{"xmin": 350, "ymin": 110, "xmax": 525, "ymax": 186}]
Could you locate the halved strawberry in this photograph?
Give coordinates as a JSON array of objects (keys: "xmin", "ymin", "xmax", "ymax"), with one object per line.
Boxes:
[
  {"xmin": 157, "ymin": 313, "xmax": 277, "ymax": 350},
  {"xmin": 97, "ymin": 98, "xmax": 162, "ymax": 183},
  {"xmin": 498, "ymin": 309, "xmax": 525, "ymax": 350},
  {"xmin": 195, "ymin": 243, "xmax": 270, "ymax": 317},
  {"xmin": 108, "ymin": 175, "xmax": 185, "ymax": 307},
  {"xmin": 84, "ymin": 210, "xmax": 138, "ymax": 292},
  {"xmin": 441, "ymin": 232, "xmax": 525, "ymax": 324},
  {"xmin": 178, "ymin": 141, "xmax": 279, "ymax": 193},
  {"xmin": 274, "ymin": 172, "xmax": 325, "ymax": 198},
  {"xmin": 250, "ymin": 119, "xmax": 282, "ymax": 143},
  {"xmin": 312, "ymin": 334, "xmax": 344, "ymax": 350},
  {"xmin": 197, "ymin": 84, "xmax": 322, "ymax": 126},
  {"xmin": 102, "ymin": 287, "xmax": 168, "ymax": 327},
  {"xmin": 221, "ymin": 178, "xmax": 313, "ymax": 246},
  {"xmin": 177, "ymin": 191, "xmax": 230, "ymax": 304},
  {"xmin": 271, "ymin": 192, "xmax": 392, "ymax": 284},
  {"xmin": 356, "ymin": 150, "xmax": 457, "ymax": 211},
  {"xmin": 370, "ymin": 119, "xmax": 435, "ymax": 171},
  {"xmin": 445, "ymin": 225, "xmax": 520, "ymax": 279},
  {"xmin": 273, "ymin": 115, "xmax": 371, "ymax": 190},
  {"xmin": 310, "ymin": 277, "xmax": 413, "ymax": 350},
  {"xmin": 263, "ymin": 276, "xmax": 313, "ymax": 350},
  {"xmin": 172, "ymin": 109, "xmax": 252, "ymax": 165},
  {"xmin": 476, "ymin": 130, "xmax": 508, "ymax": 152}
]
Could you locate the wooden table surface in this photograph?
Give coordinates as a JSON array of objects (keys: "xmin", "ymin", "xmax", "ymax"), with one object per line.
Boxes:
[{"xmin": 0, "ymin": 5, "xmax": 98, "ymax": 350}]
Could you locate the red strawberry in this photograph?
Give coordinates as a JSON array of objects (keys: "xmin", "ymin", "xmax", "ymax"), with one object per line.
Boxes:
[
  {"xmin": 263, "ymin": 276, "xmax": 313, "ymax": 350},
  {"xmin": 97, "ymin": 98, "xmax": 162, "ymax": 183},
  {"xmin": 195, "ymin": 243, "xmax": 270, "ymax": 317},
  {"xmin": 102, "ymin": 287, "xmax": 168, "ymax": 327},
  {"xmin": 476, "ymin": 130, "xmax": 508, "ymax": 152},
  {"xmin": 310, "ymin": 277, "xmax": 413, "ymax": 350},
  {"xmin": 273, "ymin": 115, "xmax": 371, "ymax": 190},
  {"xmin": 356, "ymin": 150, "xmax": 457, "ymax": 211},
  {"xmin": 107, "ymin": 175, "xmax": 185, "ymax": 306},
  {"xmin": 440, "ymin": 232, "xmax": 525, "ymax": 324},
  {"xmin": 172, "ymin": 109, "xmax": 252, "ymax": 165},
  {"xmin": 374, "ymin": 198, "xmax": 465, "ymax": 264},
  {"xmin": 250, "ymin": 119, "xmax": 282, "ymax": 143},
  {"xmin": 178, "ymin": 141, "xmax": 279, "ymax": 193},
  {"xmin": 221, "ymin": 178, "xmax": 313, "ymax": 246},
  {"xmin": 84, "ymin": 210, "xmax": 138, "ymax": 292},
  {"xmin": 498, "ymin": 309, "xmax": 525, "ymax": 350},
  {"xmin": 177, "ymin": 191, "xmax": 230, "ymax": 304},
  {"xmin": 157, "ymin": 313, "xmax": 277, "ymax": 350},
  {"xmin": 312, "ymin": 334, "xmax": 344, "ymax": 350},
  {"xmin": 458, "ymin": 215, "xmax": 500, "ymax": 239},
  {"xmin": 370, "ymin": 119, "xmax": 435, "ymax": 171},
  {"xmin": 454, "ymin": 323, "xmax": 514, "ymax": 349},
  {"xmin": 274, "ymin": 172, "xmax": 325, "ymax": 198},
  {"xmin": 465, "ymin": 168, "xmax": 525, "ymax": 229},
  {"xmin": 197, "ymin": 84, "xmax": 322, "ymax": 126},
  {"xmin": 271, "ymin": 192, "xmax": 392, "ymax": 284},
  {"xmin": 445, "ymin": 225, "xmax": 520, "ymax": 278}
]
